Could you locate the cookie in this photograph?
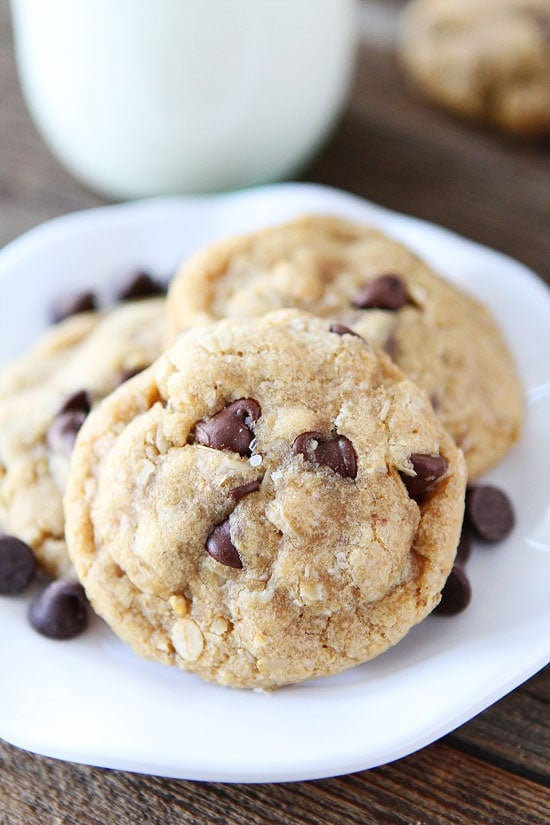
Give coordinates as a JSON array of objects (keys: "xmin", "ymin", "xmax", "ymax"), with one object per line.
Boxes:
[
  {"xmin": 398, "ymin": 0, "xmax": 550, "ymax": 137},
  {"xmin": 166, "ymin": 215, "xmax": 523, "ymax": 479},
  {"xmin": 0, "ymin": 312, "xmax": 100, "ymax": 399},
  {"xmin": 64, "ymin": 310, "xmax": 467, "ymax": 689},
  {"xmin": 0, "ymin": 298, "xmax": 165, "ymax": 578}
]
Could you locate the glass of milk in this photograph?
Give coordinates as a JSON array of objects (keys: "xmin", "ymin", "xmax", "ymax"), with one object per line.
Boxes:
[{"xmin": 9, "ymin": 0, "xmax": 360, "ymax": 200}]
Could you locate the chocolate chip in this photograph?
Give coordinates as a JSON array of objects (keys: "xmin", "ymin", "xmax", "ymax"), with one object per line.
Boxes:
[
  {"xmin": 353, "ymin": 275, "xmax": 409, "ymax": 310},
  {"xmin": 292, "ymin": 431, "xmax": 357, "ymax": 479},
  {"xmin": 48, "ymin": 391, "xmax": 90, "ymax": 456},
  {"xmin": 50, "ymin": 291, "xmax": 97, "ymax": 324},
  {"xmin": 466, "ymin": 485, "xmax": 515, "ymax": 542},
  {"xmin": 329, "ymin": 323, "xmax": 363, "ymax": 339},
  {"xmin": 58, "ymin": 390, "xmax": 91, "ymax": 416},
  {"xmin": 525, "ymin": 9, "xmax": 550, "ymax": 42},
  {"xmin": 433, "ymin": 565, "xmax": 471, "ymax": 615},
  {"xmin": 230, "ymin": 478, "xmax": 262, "ymax": 502},
  {"xmin": 206, "ymin": 519, "xmax": 242, "ymax": 569},
  {"xmin": 400, "ymin": 453, "xmax": 448, "ymax": 503},
  {"xmin": 384, "ymin": 333, "xmax": 401, "ymax": 362},
  {"xmin": 28, "ymin": 580, "xmax": 89, "ymax": 639},
  {"xmin": 118, "ymin": 365, "xmax": 147, "ymax": 385},
  {"xmin": 430, "ymin": 394, "xmax": 441, "ymax": 413},
  {"xmin": 194, "ymin": 399, "xmax": 261, "ymax": 456},
  {"xmin": 114, "ymin": 270, "xmax": 166, "ymax": 302},
  {"xmin": 47, "ymin": 410, "xmax": 87, "ymax": 457},
  {"xmin": 455, "ymin": 526, "xmax": 472, "ymax": 566},
  {"xmin": 0, "ymin": 535, "xmax": 36, "ymax": 595}
]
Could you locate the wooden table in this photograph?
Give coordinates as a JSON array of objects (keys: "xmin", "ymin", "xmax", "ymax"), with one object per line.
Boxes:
[{"xmin": 1, "ymin": 2, "xmax": 548, "ymax": 823}]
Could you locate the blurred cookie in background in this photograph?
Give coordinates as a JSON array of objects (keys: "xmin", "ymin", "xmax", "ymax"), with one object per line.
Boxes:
[{"xmin": 398, "ymin": 0, "xmax": 550, "ymax": 137}]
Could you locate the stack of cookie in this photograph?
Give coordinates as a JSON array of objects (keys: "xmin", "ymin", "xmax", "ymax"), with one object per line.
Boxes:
[{"xmin": 0, "ymin": 216, "xmax": 523, "ymax": 689}]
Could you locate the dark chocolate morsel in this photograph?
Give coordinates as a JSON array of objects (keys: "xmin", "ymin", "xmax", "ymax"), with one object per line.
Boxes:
[
  {"xmin": 206, "ymin": 519, "xmax": 243, "ymax": 569},
  {"xmin": 329, "ymin": 323, "xmax": 363, "ymax": 339},
  {"xmin": 352, "ymin": 275, "xmax": 409, "ymax": 310},
  {"xmin": 118, "ymin": 365, "xmax": 148, "ymax": 385},
  {"xmin": 0, "ymin": 534, "xmax": 37, "ymax": 595},
  {"xmin": 411, "ymin": 452, "xmax": 448, "ymax": 480},
  {"xmin": 50, "ymin": 291, "xmax": 97, "ymax": 324},
  {"xmin": 230, "ymin": 478, "xmax": 262, "ymax": 502},
  {"xmin": 47, "ymin": 410, "xmax": 87, "ymax": 457},
  {"xmin": 400, "ymin": 453, "xmax": 448, "ymax": 503},
  {"xmin": 194, "ymin": 398, "xmax": 261, "ymax": 456},
  {"xmin": 466, "ymin": 485, "xmax": 515, "ymax": 542},
  {"xmin": 430, "ymin": 394, "xmax": 441, "ymax": 413},
  {"xmin": 292, "ymin": 431, "xmax": 357, "ymax": 479},
  {"xmin": 58, "ymin": 390, "xmax": 91, "ymax": 416},
  {"xmin": 384, "ymin": 333, "xmax": 401, "ymax": 362},
  {"xmin": 28, "ymin": 580, "xmax": 89, "ymax": 639},
  {"xmin": 433, "ymin": 565, "xmax": 471, "ymax": 615},
  {"xmin": 525, "ymin": 9, "xmax": 550, "ymax": 41},
  {"xmin": 455, "ymin": 525, "xmax": 472, "ymax": 566},
  {"xmin": 114, "ymin": 270, "xmax": 166, "ymax": 302}
]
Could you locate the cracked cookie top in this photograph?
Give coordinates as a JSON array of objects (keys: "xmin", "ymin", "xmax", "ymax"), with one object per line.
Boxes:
[
  {"xmin": 65, "ymin": 310, "xmax": 466, "ymax": 689},
  {"xmin": 166, "ymin": 215, "xmax": 523, "ymax": 479},
  {"xmin": 0, "ymin": 298, "xmax": 165, "ymax": 578}
]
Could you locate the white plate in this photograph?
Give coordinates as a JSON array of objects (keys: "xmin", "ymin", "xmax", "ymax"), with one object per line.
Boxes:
[{"xmin": 0, "ymin": 183, "xmax": 549, "ymax": 783}]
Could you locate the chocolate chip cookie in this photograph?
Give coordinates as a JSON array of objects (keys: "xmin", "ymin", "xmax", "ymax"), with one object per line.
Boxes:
[
  {"xmin": 166, "ymin": 215, "xmax": 524, "ymax": 479},
  {"xmin": 0, "ymin": 312, "xmax": 100, "ymax": 400},
  {"xmin": 64, "ymin": 310, "xmax": 467, "ymax": 689},
  {"xmin": 0, "ymin": 298, "xmax": 165, "ymax": 578},
  {"xmin": 398, "ymin": 0, "xmax": 550, "ymax": 137}
]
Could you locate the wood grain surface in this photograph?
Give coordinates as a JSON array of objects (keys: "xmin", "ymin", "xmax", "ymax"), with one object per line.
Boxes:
[{"xmin": 0, "ymin": 1, "xmax": 548, "ymax": 823}]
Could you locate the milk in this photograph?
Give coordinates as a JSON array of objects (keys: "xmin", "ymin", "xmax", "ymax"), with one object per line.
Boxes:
[{"xmin": 10, "ymin": 0, "xmax": 360, "ymax": 199}]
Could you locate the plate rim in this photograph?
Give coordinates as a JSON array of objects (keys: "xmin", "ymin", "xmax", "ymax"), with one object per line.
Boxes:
[{"xmin": 0, "ymin": 182, "xmax": 549, "ymax": 782}]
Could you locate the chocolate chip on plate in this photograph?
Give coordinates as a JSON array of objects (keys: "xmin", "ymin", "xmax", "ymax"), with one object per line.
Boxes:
[
  {"xmin": 466, "ymin": 485, "xmax": 515, "ymax": 542},
  {"xmin": 400, "ymin": 453, "xmax": 448, "ymax": 503},
  {"xmin": 329, "ymin": 323, "xmax": 363, "ymax": 339},
  {"xmin": 28, "ymin": 580, "xmax": 89, "ymax": 639},
  {"xmin": 292, "ymin": 431, "xmax": 357, "ymax": 479},
  {"xmin": 114, "ymin": 270, "xmax": 166, "ymax": 302},
  {"xmin": 50, "ymin": 291, "xmax": 97, "ymax": 324},
  {"xmin": 194, "ymin": 398, "xmax": 261, "ymax": 456},
  {"xmin": 0, "ymin": 534, "xmax": 36, "ymax": 595},
  {"xmin": 455, "ymin": 525, "xmax": 472, "ymax": 566},
  {"xmin": 47, "ymin": 410, "xmax": 87, "ymax": 457},
  {"xmin": 206, "ymin": 519, "xmax": 243, "ymax": 569},
  {"xmin": 230, "ymin": 478, "xmax": 262, "ymax": 502},
  {"xmin": 352, "ymin": 274, "xmax": 409, "ymax": 310},
  {"xmin": 58, "ymin": 389, "xmax": 91, "ymax": 416},
  {"xmin": 433, "ymin": 565, "xmax": 472, "ymax": 615}
]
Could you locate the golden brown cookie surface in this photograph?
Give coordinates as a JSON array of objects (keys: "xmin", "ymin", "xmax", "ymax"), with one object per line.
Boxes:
[
  {"xmin": 65, "ymin": 310, "xmax": 466, "ymax": 689},
  {"xmin": 166, "ymin": 215, "xmax": 524, "ymax": 479},
  {"xmin": 0, "ymin": 299, "xmax": 165, "ymax": 577}
]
